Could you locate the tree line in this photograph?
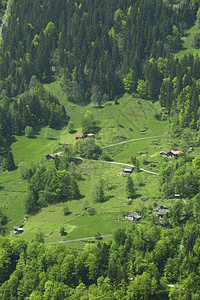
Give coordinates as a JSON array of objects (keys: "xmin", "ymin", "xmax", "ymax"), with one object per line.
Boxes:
[{"xmin": 1, "ymin": 217, "xmax": 200, "ymax": 298}]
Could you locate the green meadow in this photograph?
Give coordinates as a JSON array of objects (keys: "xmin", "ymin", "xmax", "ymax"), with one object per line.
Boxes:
[
  {"xmin": 175, "ymin": 23, "xmax": 200, "ymax": 59},
  {"xmin": 0, "ymin": 82, "xmax": 172, "ymax": 247}
]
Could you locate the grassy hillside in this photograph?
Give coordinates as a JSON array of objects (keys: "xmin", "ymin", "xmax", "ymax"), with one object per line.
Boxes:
[
  {"xmin": 0, "ymin": 81, "xmax": 172, "ymax": 247},
  {"xmin": 175, "ymin": 23, "xmax": 200, "ymax": 59}
]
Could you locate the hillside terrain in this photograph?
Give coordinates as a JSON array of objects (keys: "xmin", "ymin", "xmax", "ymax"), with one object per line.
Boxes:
[
  {"xmin": 1, "ymin": 88, "xmax": 168, "ymax": 241},
  {"xmin": 1, "ymin": 0, "xmax": 200, "ymax": 299}
]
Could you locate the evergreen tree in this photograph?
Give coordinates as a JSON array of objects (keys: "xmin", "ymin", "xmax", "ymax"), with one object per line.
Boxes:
[
  {"xmin": 94, "ymin": 180, "xmax": 105, "ymax": 203},
  {"xmin": 70, "ymin": 176, "xmax": 81, "ymax": 199},
  {"xmin": 4, "ymin": 151, "xmax": 16, "ymax": 171},
  {"xmin": 126, "ymin": 176, "xmax": 135, "ymax": 198},
  {"xmin": 91, "ymin": 85, "xmax": 103, "ymax": 108}
]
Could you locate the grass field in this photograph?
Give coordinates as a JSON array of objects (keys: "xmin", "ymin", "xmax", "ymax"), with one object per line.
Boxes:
[
  {"xmin": 175, "ymin": 23, "xmax": 200, "ymax": 59},
  {"xmin": 0, "ymin": 82, "xmax": 171, "ymax": 247}
]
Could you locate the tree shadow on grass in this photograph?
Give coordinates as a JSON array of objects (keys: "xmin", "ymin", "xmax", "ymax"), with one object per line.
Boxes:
[
  {"xmin": 106, "ymin": 184, "xmax": 118, "ymax": 191},
  {"xmin": 61, "ymin": 232, "xmax": 68, "ymax": 236},
  {"xmin": 64, "ymin": 212, "xmax": 72, "ymax": 216},
  {"xmin": 103, "ymin": 195, "xmax": 115, "ymax": 202},
  {"xmin": 69, "ymin": 130, "xmax": 77, "ymax": 134},
  {"xmin": 27, "ymin": 135, "xmax": 37, "ymax": 139},
  {"xmin": 71, "ymin": 158, "xmax": 83, "ymax": 165},
  {"xmin": 133, "ymin": 193, "xmax": 142, "ymax": 199},
  {"xmin": 76, "ymin": 176, "xmax": 86, "ymax": 182},
  {"xmin": 45, "ymin": 137, "xmax": 58, "ymax": 140},
  {"xmin": 92, "ymin": 126, "xmax": 101, "ymax": 134}
]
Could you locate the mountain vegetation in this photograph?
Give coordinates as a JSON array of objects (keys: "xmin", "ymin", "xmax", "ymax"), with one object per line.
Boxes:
[{"xmin": 1, "ymin": 0, "xmax": 200, "ymax": 298}]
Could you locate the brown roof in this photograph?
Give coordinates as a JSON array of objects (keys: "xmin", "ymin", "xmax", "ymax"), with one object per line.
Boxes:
[
  {"xmin": 171, "ymin": 150, "xmax": 184, "ymax": 155},
  {"xmin": 75, "ymin": 134, "xmax": 83, "ymax": 138}
]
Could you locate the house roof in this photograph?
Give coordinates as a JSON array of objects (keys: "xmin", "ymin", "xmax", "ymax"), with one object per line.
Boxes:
[
  {"xmin": 126, "ymin": 212, "xmax": 141, "ymax": 219},
  {"xmin": 171, "ymin": 150, "xmax": 184, "ymax": 155},
  {"xmin": 174, "ymin": 194, "xmax": 180, "ymax": 197},
  {"xmin": 158, "ymin": 208, "xmax": 169, "ymax": 216},
  {"xmin": 123, "ymin": 167, "xmax": 134, "ymax": 172},
  {"xmin": 13, "ymin": 226, "xmax": 23, "ymax": 231},
  {"xmin": 75, "ymin": 134, "xmax": 83, "ymax": 138}
]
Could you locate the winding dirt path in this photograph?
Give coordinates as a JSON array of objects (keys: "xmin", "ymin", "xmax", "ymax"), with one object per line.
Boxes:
[
  {"xmin": 77, "ymin": 157, "xmax": 158, "ymax": 175},
  {"xmin": 101, "ymin": 135, "xmax": 163, "ymax": 148},
  {"xmin": 46, "ymin": 234, "xmax": 112, "ymax": 245}
]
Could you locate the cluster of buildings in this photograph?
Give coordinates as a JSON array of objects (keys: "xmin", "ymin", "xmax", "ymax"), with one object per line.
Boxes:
[
  {"xmin": 75, "ymin": 133, "xmax": 94, "ymax": 139},
  {"xmin": 125, "ymin": 205, "xmax": 169, "ymax": 222},
  {"xmin": 45, "ymin": 133, "xmax": 95, "ymax": 161}
]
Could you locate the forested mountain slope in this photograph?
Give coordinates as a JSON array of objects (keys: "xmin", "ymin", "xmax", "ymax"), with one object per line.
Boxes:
[{"xmin": 0, "ymin": 0, "xmax": 194, "ymax": 99}]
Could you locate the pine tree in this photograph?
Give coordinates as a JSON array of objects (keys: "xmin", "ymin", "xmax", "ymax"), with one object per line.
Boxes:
[
  {"xmin": 94, "ymin": 180, "xmax": 105, "ymax": 203},
  {"xmin": 126, "ymin": 176, "xmax": 135, "ymax": 199},
  {"xmin": 70, "ymin": 176, "xmax": 80, "ymax": 199},
  {"xmin": 5, "ymin": 151, "xmax": 16, "ymax": 171},
  {"xmin": 98, "ymin": 183, "xmax": 105, "ymax": 203}
]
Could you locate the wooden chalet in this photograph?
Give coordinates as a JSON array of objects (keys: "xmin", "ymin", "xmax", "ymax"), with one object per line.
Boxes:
[
  {"xmin": 87, "ymin": 133, "xmax": 94, "ymax": 137},
  {"xmin": 13, "ymin": 226, "xmax": 23, "ymax": 234},
  {"xmin": 125, "ymin": 212, "xmax": 142, "ymax": 221},
  {"xmin": 166, "ymin": 150, "xmax": 183, "ymax": 158},
  {"xmin": 122, "ymin": 166, "xmax": 134, "ymax": 176},
  {"xmin": 158, "ymin": 206, "xmax": 169, "ymax": 219}
]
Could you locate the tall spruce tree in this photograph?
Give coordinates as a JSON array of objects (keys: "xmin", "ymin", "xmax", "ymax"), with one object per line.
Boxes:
[
  {"xmin": 4, "ymin": 152, "xmax": 16, "ymax": 171},
  {"xmin": 126, "ymin": 176, "xmax": 135, "ymax": 199}
]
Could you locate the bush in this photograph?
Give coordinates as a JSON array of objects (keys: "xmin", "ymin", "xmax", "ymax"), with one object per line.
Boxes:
[
  {"xmin": 60, "ymin": 226, "xmax": 67, "ymax": 236},
  {"xmin": 25, "ymin": 126, "xmax": 34, "ymax": 138},
  {"xmin": 63, "ymin": 205, "xmax": 70, "ymax": 216}
]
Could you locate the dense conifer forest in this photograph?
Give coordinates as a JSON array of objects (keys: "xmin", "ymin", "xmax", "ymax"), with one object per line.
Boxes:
[{"xmin": 1, "ymin": 0, "xmax": 200, "ymax": 299}]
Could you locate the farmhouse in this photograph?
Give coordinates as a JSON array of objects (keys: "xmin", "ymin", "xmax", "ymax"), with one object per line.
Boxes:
[
  {"xmin": 158, "ymin": 206, "xmax": 169, "ymax": 219},
  {"xmin": 160, "ymin": 150, "xmax": 184, "ymax": 158},
  {"xmin": 13, "ymin": 226, "xmax": 23, "ymax": 234},
  {"xmin": 87, "ymin": 133, "xmax": 94, "ymax": 137},
  {"xmin": 75, "ymin": 134, "xmax": 83, "ymax": 139},
  {"xmin": 125, "ymin": 212, "xmax": 142, "ymax": 221},
  {"xmin": 46, "ymin": 153, "xmax": 55, "ymax": 160},
  {"xmin": 166, "ymin": 150, "xmax": 183, "ymax": 158},
  {"xmin": 122, "ymin": 167, "xmax": 134, "ymax": 176}
]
